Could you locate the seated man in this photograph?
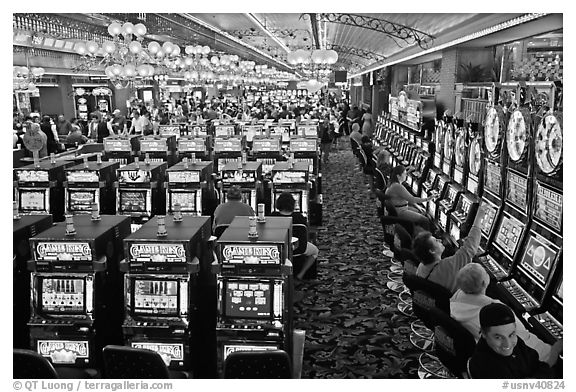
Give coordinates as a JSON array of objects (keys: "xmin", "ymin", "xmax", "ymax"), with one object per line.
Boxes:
[
  {"xmin": 270, "ymin": 192, "xmax": 319, "ymax": 281},
  {"xmin": 412, "ymin": 203, "xmax": 489, "ymax": 293},
  {"xmin": 451, "ymin": 263, "xmax": 558, "ymax": 361},
  {"xmin": 468, "ymin": 303, "xmax": 562, "ymax": 379},
  {"xmin": 213, "ymin": 185, "xmax": 255, "ymax": 228}
]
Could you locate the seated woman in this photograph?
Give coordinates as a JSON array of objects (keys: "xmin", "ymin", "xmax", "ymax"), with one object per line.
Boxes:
[
  {"xmin": 384, "ymin": 165, "xmax": 434, "ymax": 230},
  {"xmin": 451, "ymin": 263, "xmax": 560, "ymax": 361},
  {"xmin": 468, "ymin": 303, "xmax": 562, "ymax": 379},
  {"xmin": 270, "ymin": 192, "xmax": 319, "ymax": 281}
]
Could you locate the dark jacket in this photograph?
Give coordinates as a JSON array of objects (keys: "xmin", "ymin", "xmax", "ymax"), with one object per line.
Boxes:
[{"xmin": 469, "ymin": 336, "xmax": 554, "ymax": 379}]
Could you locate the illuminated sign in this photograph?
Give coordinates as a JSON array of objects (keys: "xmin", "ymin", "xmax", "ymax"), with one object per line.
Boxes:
[
  {"xmin": 129, "ymin": 243, "xmax": 187, "ymax": 263},
  {"xmin": 290, "ymin": 139, "xmax": 316, "ymax": 152},
  {"xmin": 253, "ymin": 139, "xmax": 281, "ymax": 152},
  {"xmin": 66, "ymin": 171, "xmax": 99, "ymax": 183},
  {"xmin": 118, "ymin": 170, "xmax": 150, "ymax": 183},
  {"xmin": 103, "ymin": 138, "xmax": 131, "ymax": 152},
  {"xmin": 36, "ymin": 242, "xmax": 92, "ymax": 261},
  {"xmin": 38, "ymin": 340, "xmax": 89, "ymax": 364},
  {"xmin": 177, "ymin": 138, "xmax": 206, "ymax": 152},
  {"xmin": 506, "ymin": 172, "xmax": 528, "ymax": 210},
  {"xmin": 214, "ymin": 138, "xmax": 241, "ymax": 152},
  {"xmin": 534, "ymin": 184, "xmax": 562, "ymax": 232},
  {"xmin": 221, "ymin": 245, "xmax": 281, "ymax": 265},
  {"xmin": 141, "ymin": 139, "xmax": 168, "ymax": 152},
  {"xmin": 17, "ymin": 170, "xmax": 49, "ymax": 183},
  {"xmin": 272, "ymin": 171, "xmax": 306, "ymax": 183},
  {"xmin": 131, "ymin": 342, "xmax": 184, "ymax": 366},
  {"xmin": 168, "ymin": 171, "xmax": 200, "ymax": 183}
]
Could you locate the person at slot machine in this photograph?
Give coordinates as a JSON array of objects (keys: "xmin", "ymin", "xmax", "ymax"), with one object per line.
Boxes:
[
  {"xmin": 376, "ymin": 149, "xmax": 392, "ymax": 179},
  {"xmin": 412, "ymin": 203, "xmax": 489, "ymax": 293},
  {"xmin": 271, "ymin": 192, "xmax": 319, "ymax": 282},
  {"xmin": 450, "ymin": 263, "xmax": 561, "ymax": 363},
  {"xmin": 468, "ymin": 303, "xmax": 562, "ymax": 379},
  {"xmin": 213, "ymin": 185, "xmax": 255, "ymax": 228},
  {"xmin": 349, "ymin": 123, "xmax": 363, "ymax": 147},
  {"xmin": 384, "ymin": 165, "xmax": 434, "ymax": 230}
]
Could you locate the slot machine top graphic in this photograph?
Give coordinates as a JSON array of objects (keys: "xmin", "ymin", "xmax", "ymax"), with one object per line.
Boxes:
[
  {"xmin": 506, "ymin": 109, "xmax": 531, "ymax": 163},
  {"xmin": 535, "ymin": 114, "xmax": 562, "ymax": 178},
  {"xmin": 484, "ymin": 106, "xmax": 506, "ymax": 159}
]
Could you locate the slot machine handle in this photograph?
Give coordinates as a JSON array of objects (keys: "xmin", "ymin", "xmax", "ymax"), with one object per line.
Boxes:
[
  {"xmin": 92, "ymin": 255, "xmax": 107, "ymax": 271},
  {"xmin": 187, "ymin": 256, "xmax": 200, "ymax": 274}
]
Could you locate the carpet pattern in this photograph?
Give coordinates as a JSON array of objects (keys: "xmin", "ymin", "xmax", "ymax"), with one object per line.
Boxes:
[{"xmin": 293, "ymin": 147, "xmax": 422, "ymax": 378}]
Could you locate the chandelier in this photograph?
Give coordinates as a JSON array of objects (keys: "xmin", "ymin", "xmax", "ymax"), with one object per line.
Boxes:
[
  {"xmin": 287, "ymin": 49, "xmax": 338, "ymax": 83},
  {"xmin": 74, "ymin": 21, "xmax": 181, "ymax": 89},
  {"xmin": 13, "ymin": 66, "xmax": 45, "ymax": 92}
]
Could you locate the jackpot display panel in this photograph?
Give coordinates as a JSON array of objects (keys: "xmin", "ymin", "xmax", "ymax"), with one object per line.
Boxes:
[
  {"xmin": 177, "ymin": 136, "xmax": 211, "ymax": 162},
  {"xmin": 165, "ymin": 161, "xmax": 214, "ymax": 216},
  {"xmin": 64, "ymin": 161, "xmax": 118, "ymax": 215},
  {"xmin": 139, "ymin": 135, "xmax": 177, "ymax": 166},
  {"xmin": 103, "ymin": 135, "xmax": 141, "ymax": 167}
]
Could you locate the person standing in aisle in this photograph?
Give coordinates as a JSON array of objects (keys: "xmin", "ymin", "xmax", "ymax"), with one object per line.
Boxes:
[
  {"xmin": 319, "ymin": 116, "xmax": 334, "ymax": 164},
  {"xmin": 128, "ymin": 109, "xmax": 151, "ymax": 136},
  {"xmin": 39, "ymin": 115, "xmax": 59, "ymax": 154},
  {"xmin": 361, "ymin": 106, "xmax": 374, "ymax": 139},
  {"xmin": 111, "ymin": 109, "xmax": 126, "ymax": 134},
  {"xmin": 55, "ymin": 114, "xmax": 73, "ymax": 137}
]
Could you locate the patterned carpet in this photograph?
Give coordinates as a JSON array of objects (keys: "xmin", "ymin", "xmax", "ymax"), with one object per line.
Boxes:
[{"xmin": 293, "ymin": 147, "xmax": 422, "ymax": 378}]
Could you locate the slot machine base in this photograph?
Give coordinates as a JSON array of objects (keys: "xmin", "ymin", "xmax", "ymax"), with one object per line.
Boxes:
[{"xmin": 123, "ymin": 331, "xmax": 193, "ymax": 372}]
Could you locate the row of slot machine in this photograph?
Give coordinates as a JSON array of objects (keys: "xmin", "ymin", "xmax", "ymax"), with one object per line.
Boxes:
[
  {"xmin": 13, "ymin": 119, "xmax": 324, "ymax": 231},
  {"xmin": 13, "ymin": 210, "xmax": 296, "ymax": 377},
  {"xmin": 375, "ymin": 81, "xmax": 563, "ymax": 347}
]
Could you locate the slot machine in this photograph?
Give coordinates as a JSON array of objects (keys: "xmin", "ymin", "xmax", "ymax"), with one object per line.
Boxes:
[
  {"xmin": 441, "ymin": 121, "xmax": 456, "ymax": 178},
  {"xmin": 250, "ymin": 137, "xmax": 283, "ymax": 177},
  {"xmin": 13, "ymin": 212, "xmax": 53, "ymax": 349},
  {"xmin": 475, "ymin": 86, "xmax": 510, "ymax": 277},
  {"xmin": 103, "ymin": 135, "xmax": 141, "ymax": 167},
  {"xmin": 278, "ymin": 119, "xmax": 296, "ymax": 138},
  {"xmin": 14, "ymin": 158, "xmax": 73, "ymax": 222},
  {"xmin": 432, "ymin": 118, "xmax": 446, "ymax": 170},
  {"xmin": 479, "ymin": 84, "xmax": 535, "ymax": 281},
  {"xmin": 121, "ymin": 215, "xmax": 213, "ymax": 375},
  {"xmin": 242, "ymin": 124, "xmax": 264, "ymax": 147},
  {"xmin": 139, "ymin": 135, "xmax": 177, "ymax": 167},
  {"xmin": 426, "ymin": 173, "xmax": 450, "ymax": 226},
  {"xmin": 116, "ymin": 159, "xmax": 167, "ymax": 229},
  {"xmin": 296, "ymin": 123, "xmax": 318, "ymax": 138},
  {"xmin": 215, "ymin": 124, "xmax": 236, "ymax": 138},
  {"xmin": 219, "ymin": 160, "xmax": 263, "ymax": 210},
  {"xmin": 176, "ymin": 135, "xmax": 212, "ymax": 162},
  {"xmin": 271, "ymin": 161, "xmax": 310, "ymax": 217},
  {"xmin": 28, "ymin": 214, "xmax": 131, "ymax": 368},
  {"xmin": 498, "ymin": 110, "xmax": 563, "ymax": 339},
  {"xmin": 269, "ymin": 124, "xmax": 292, "ymax": 145},
  {"xmin": 289, "ymin": 137, "xmax": 322, "ymax": 226},
  {"xmin": 213, "ymin": 136, "xmax": 246, "ymax": 173},
  {"xmin": 64, "ymin": 155, "xmax": 118, "ymax": 216},
  {"xmin": 188, "ymin": 123, "xmax": 209, "ymax": 138},
  {"xmin": 165, "ymin": 158, "xmax": 215, "ymax": 216},
  {"xmin": 213, "ymin": 216, "xmax": 293, "ymax": 376},
  {"xmin": 408, "ymin": 135, "xmax": 433, "ymax": 197}
]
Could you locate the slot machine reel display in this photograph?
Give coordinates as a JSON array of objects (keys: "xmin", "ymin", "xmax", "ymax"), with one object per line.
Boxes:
[
  {"xmin": 408, "ymin": 136, "xmax": 433, "ymax": 197},
  {"xmin": 13, "ymin": 213, "xmax": 53, "ymax": 349},
  {"xmin": 14, "ymin": 159, "xmax": 72, "ymax": 222},
  {"xmin": 139, "ymin": 135, "xmax": 177, "ymax": 166},
  {"xmin": 213, "ymin": 216, "xmax": 293, "ymax": 375},
  {"xmin": 165, "ymin": 159, "xmax": 215, "ymax": 216},
  {"xmin": 28, "ymin": 215, "xmax": 131, "ymax": 368},
  {"xmin": 121, "ymin": 216, "xmax": 213, "ymax": 374},
  {"xmin": 219, "ymin": 161, "xmax": 263, "ymax": 210},
  {"xmin": 64, "ymin": 157, "xmax": 118, "ymax": 215},
  {"xmin": 103, "ymin": 135, "xmax": 141, "ymax": 167},
  {"xmin": 116, "ymin": 160, "xmax": 167, "ymax": 227}
]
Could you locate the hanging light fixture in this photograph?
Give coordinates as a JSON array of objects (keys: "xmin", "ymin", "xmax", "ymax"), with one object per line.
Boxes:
[
  {"xmin": 287, "ymin": 48, "xmax": 338, "ymax": 84},
  {"xmin": 74, "ymin": 21, "xmax": 181, "ymax": 89},
  {"xmin": 13, "ymin": 66, "xmax": 45, "ymax": 92}
]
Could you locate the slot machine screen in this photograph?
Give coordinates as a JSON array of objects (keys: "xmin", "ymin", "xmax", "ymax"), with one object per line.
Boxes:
[
  {"xmin": 411, "ymin": 176, "xmax": 419, "ymax": 194},
  {"xmin": 274, "ymin": 191, "xmax": 302, "ymax": 212},
  {"xmin": 224, "ymin": 280, "xmax": 272, "ymax": 319},
  {"xmin": 19, "ymin": 189, "xmax": 48, "ymax": 212},
  {"xmin": 533, "ymin": 184, "xmax": 562, "ymax": 233},
  {"xmin": 68, "ymin": 190, "xmax": 97, "ymax": 212},
  {"xmin": 169, "ymin": 191, "xmax": 197, "ymax": 212},
  {"xmin": 132, "ymin": 278, "xmax": 181, "ymax": 317},
  {"xmin": 40, "ymin": 278, "xmax": 86, "ymax": 315},
  {"xmin": 517, "ymin": 232, "xmax": 559, "ymax": 286},
  {"xmin": 506, "ymin": 171, "xmax": 529, "ymax": 212},
  {"xmin": 484, "ymin": 161, "xmax": 502, "ymax": 196},
  {"xmin": 479, "ymin": 201, "xmax": 498, "ymax": 238},
  {"xmin": 119, "ymin": 190, "xmax": 148, "ymax": 213},
  {"xmin": 449, "ymin": 222, "xmax": 461, "ymax": 242},
  {"xmin": 493, "ymin": 213, "xmax": 524, "ymax": 258}
]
